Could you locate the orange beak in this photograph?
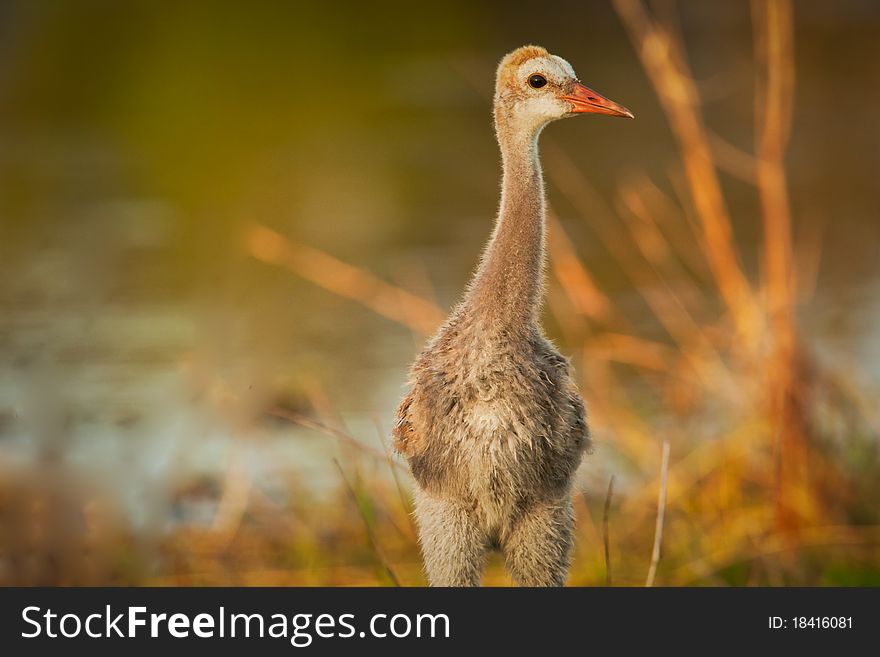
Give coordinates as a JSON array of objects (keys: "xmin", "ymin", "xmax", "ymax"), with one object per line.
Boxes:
[{"xmin": 561, "ymin": 81, "xmax": 634, "ymax": 118}]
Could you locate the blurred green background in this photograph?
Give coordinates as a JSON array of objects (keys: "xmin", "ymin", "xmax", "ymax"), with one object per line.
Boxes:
[{"xmin": 0, "ymin": 0, "xmax": 878, "ymax": 585}]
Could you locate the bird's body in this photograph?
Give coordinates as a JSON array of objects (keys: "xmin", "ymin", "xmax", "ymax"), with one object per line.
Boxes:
[
  {"xmin": 394, "ymin": 45, "xmax": 631, "ymax": 586},
  {"xmin": 397, "ymin": 310, "xmax": 588, "ymax": 532}
]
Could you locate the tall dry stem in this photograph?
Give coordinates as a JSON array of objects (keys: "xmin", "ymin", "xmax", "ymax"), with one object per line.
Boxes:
[
  {"xmin": 613, "ymin": 0, "xmax": 761, "ymax": 343},
  {"xmin": 752, "ymin": 0, "xmax": 811, "ymax": 530}
]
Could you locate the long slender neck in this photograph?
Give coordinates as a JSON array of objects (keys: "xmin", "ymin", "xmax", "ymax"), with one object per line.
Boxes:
[{"xmin": 462, "ymin": 125, "xmax": 546, "ymax": 330}]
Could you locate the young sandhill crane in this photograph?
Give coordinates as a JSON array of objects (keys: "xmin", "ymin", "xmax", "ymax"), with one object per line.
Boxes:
[{"xmin": 393, "ymin": 45, "xmax": 632, "ymax": 586}]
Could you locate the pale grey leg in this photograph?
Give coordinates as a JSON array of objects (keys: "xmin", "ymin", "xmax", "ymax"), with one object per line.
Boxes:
[
  {"xmin": 413, "ymin": 488, "xmax": 487, "ymax": 587},
  {"xmin": 501, "ymin": 498, "xmax": 574, "ymax": 587}
]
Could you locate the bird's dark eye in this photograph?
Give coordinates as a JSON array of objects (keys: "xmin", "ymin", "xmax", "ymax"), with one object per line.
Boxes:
[{"xmin": 528, "ymin": 74, "xmax": 547, "ymax": 89}]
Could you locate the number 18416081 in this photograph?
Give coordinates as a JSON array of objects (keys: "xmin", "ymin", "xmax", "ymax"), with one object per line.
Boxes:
[{"xmin": 769, "ymin": 617, "xmax": 852, "ymax": 629}]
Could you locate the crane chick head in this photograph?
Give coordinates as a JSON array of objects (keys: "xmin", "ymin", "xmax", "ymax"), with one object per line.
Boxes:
[{"xmin": 494, "ymin": 45, "xmax": 633, "ymax": 137}]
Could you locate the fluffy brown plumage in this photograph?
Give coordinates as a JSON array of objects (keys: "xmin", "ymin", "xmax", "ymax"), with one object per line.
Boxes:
[{"xmin": 394, "ymin": 45, "xmax": 631, "ymax": 586}]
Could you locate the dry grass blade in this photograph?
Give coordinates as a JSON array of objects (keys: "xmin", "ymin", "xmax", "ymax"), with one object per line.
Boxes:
[
  {"xmin": 546, "ymin": 210, "xmax": 617, "ymax": 325},
  {"xmin": 269, "ymin": 406, "xmax": 407, "ymax": 471},
  {"xmin": 603, "ymin": 475, "xmax": 616, "ymax": 587},
  {"xmin": 586, "ymin": 333, "xmax": 673, "ymax": 372},
  {"xmin": 708, "ymin": 132, "xmax": 759, "ymax": 184},
  {"xmin": 646, "ymin": 440, "xmax": 671, "ymax": 587},
  {"xmin": 333, "ymin": 459, "xmax": 402, "ymax": 587},
  {"xmin": 246, "ymin": 223, "xmax": 444, "ymax": 335},
  {"xmin": 210, "ymin": 438, "xmax": 253, "ymax": 547},
  {"xmin": 374, "ymin": 416, "xmax": 418, "ymax": 539}
]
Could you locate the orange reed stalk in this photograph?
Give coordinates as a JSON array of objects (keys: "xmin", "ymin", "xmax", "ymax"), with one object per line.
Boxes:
[
  {"xmin": 752, "ymin": 0, "xmax": 812, "ymax": 530},
  {"xmin": 613, "ymin": 0, "xmax": 761, "ymax": 343},
  {"xmin": 246, "ymin": 224, "xmax": 444, "ymax": 335}
]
